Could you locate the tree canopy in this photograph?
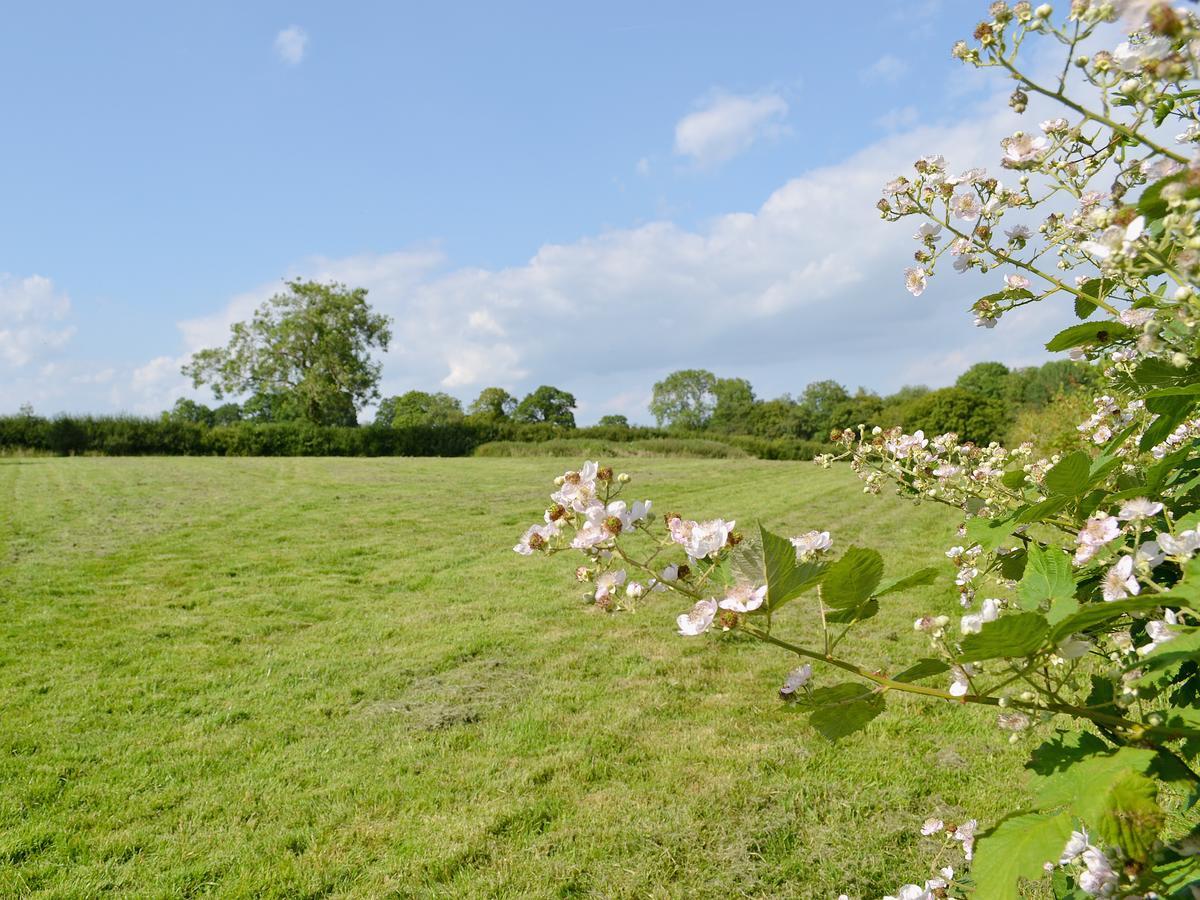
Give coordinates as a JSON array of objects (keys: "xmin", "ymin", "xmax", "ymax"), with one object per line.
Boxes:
[
  {"xmin": 649, "ymin": 369, "xmax": 718, "ymax": 429},
  {"xmin": 182, "ymin": 280, "xmax": 392, "ymax": 426},
  {"xmin": 376, "ymin": 391, "xmax": 464, "ymax": 428},
  {"xmin": 514, "ymin": 385, "xmax": 576, "ymax": 427},
  {"xmin": 467, "ymin": 387, "xmax": 518, "ymax": 421}
]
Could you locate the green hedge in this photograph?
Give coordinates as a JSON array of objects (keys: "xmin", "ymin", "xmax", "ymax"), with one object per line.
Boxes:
[{"xmin": 0, "ymin": 415, "xmax": 834, "ymax": 460}]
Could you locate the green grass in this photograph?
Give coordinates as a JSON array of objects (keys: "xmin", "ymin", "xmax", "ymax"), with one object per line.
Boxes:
[
  {"xmin": 473, "ymin": 437, "xmax": 749, "ymax": 458},
  {"xmin": 0, "ymin": 457, "xmax": 1029, "ymax": 898}
]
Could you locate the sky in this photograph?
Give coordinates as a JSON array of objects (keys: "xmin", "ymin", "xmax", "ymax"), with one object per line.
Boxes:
[{"xmin": 0, "ymin": 1, "xmax": 1081, "ymax": 423}]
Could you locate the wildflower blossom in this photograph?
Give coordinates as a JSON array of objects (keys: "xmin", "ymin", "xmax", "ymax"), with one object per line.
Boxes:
[
  {"xmin": 1074, "ymin": 514, "xmax": 1119, "ymax": 564},
  {"xmin": 676, "ymin": 599, "xmax": 718, "ymax": 636},
  {"xmin": 1102, "ymin": 556, "xmax": 1139, "ymax": 602},
  {"xmin": 905, "ymin": 267, "xmax": 928, "ymax": 296},
  {"xmin": 791, "ymin": 530, "xmax": 833, "ymax": 557},
  {"xmin": 718, "ymin": 583, "xmax": 767, "ymax": 613}
]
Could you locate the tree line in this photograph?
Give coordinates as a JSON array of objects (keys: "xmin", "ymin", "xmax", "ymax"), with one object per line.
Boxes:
[{"xmin": 159, "ymin": 278, "xmax": 1098, "ymax": 448}]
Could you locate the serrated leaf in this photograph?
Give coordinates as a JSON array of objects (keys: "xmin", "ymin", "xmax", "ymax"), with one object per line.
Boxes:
[
  {"xmin": 1049, "ymin": 597, "xmax": 1179, "ymax": 643},
  {"xmin": 824, "ymin": 599, "xmax": 878, "ymax": 624},
  {"xmin": 874, "ymin": 566, "xmax": 940, "ymax": 598},
  {"xmin": 967, "ymin": 515, "xmax": 1016, "ymax": 551},
  {"xmin": 1140, "ymin": 396, "xmax": 1196, "ymax": 451},
  {"xmin": 971, "ymin": 810, "xmax": 1075, "ymax": 900},
  {"xmin": 819, "ymin": 547, "xmax": 884, "ymax": 609},
  {"xmin": 959, "ymin": 612, "xmax": 1049, "ymax": 662},
  {"xmin": 1015, "ymin": 495, "xmax": 1072, "ymax": 525},
  {"xmin": 1001, "ymin": 469, "xmax": 1029, "ymax": 490},
  {"xmin": 1154, "ymin": 853, "xmax": 1200, "ymax": 896},
  {"xmin": 1026, "ymin": 731, "xmax": 1109, "ymax": 778},
  {"xmin": 1144, "ymin": 383, "xmax": 1200, "ymax": 398},
  {"xmin": 1018, "ymin": 545, "xmax": 1076, "ymax": 611},
  {"xmin": 1044, "ymin": 451, "xmax": 1091, "ymax": 496},
  {"xmin": 999, "ymin": 548, "xmax": 1027, "ymax": 581},
  {"xmin": 1091, "ymin": 771, "xmax": 1163, "ymax": 862},
  {"xmin": 892, "ymin": 658, "xmax": 950, "ymax": 683},
  {"xmin": 736, "ymin": 524, "xmax": 828, "ymax": 613},
  {"xmin": 1137, "ymin": 626, "xmax": 1200, "ymax": 674},
  {"xmin": 1033, "ymin": 746, "xmax": 1157, "ymax": 809},
  {"xmin": 805, "ymin": 685, "xmax": 885, "ymax": 742},
  {"xmin": 1045, "ymin": 321, "xmax": 1131, "ymax": 352}
]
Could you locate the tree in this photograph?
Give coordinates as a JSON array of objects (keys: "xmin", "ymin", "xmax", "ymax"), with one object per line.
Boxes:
[
  {"xmin": 897, "ymin": 386, "xmax": 1010, "ymax": 445},
  {"xmin": 649, "ymin": 369, "xmax": 717, "ymax": 430},
  {"xmin": 467, "ymin": 387, "xmax": 518, "ymax": 421},
  {"xmin": 165, "ymin": 398, "xmax": 215, "ymax": 426},
  {"xmin": 211, "ymin": 403, "xmax": 244, "ymax": 425},
  {"xmin": 955, "ymin": 361, "xmax": 1011, "ymax": 401},
  {"xmin": 514, "ymin": 386, "xmax": 576, "ymax": 427},
  {"xmin": 749, "ymin": 396, "xmax": 804, "ymax": 439},
  {"xmin": 798, "ymin": 380, "xmax": 851, "ymax": 438},
  {"xmin": 597, "ymin": 414, "xmax": 630, "ymax": 428},
  {"xmin": 708, "ymin": 378, "xmax": 757, "ymax": 433},
  {"xmin": 182, "ymin": 280, "xmax": 392, "ymax": 426},
  {"xmin": 376, "ymin": 391, "xmax": 464, "ymax": 427}
]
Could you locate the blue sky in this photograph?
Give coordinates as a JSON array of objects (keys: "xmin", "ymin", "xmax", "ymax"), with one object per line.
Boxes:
[{"xmin": 0, "ymin": 1, "xmax": 1073, "ymax": 422}]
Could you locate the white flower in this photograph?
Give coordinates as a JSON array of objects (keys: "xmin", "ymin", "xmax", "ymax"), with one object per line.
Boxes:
[
  {"xmin": 1139, "ymin": 609, "xmax": 1179, "ymax": 655},
  {"xmin": 1001, "ymin": 132, "xmax": 1048, "ymax": 166},
  {"xmin": 921, "ymin": 817, "xmax": 944, "ymax": 836},
  {"xmin": 594, "ymin": 569, "xmax": 627, "ymax": 602},
  {"xmin": 551, "ymin": 460, "xmax": 599, "ymax": 511},
  {"xmin": 1078, "ymin": 845, "xmax": 1118, "ymax": 896},
  {"xmin": 1060, "ymin": 829, "xmax": 1090, "ymax": 864},
  {"xmin": 1118, "ymin": 497, "xmax": 1163, "ymax": 520},
  {"xmin": 887, "ymin": 430, "xmax": 928, "ymax": 459},
  {"xmin": 1074, "ymin": 514, "xmax": 1120, "ymax": 565},
  {"xmin": 718, "ymin": 583, "xmax": 767, "ymax": 613},
  {"xmin": 1057, "ymin": 634, "xmax": 1092, "ymax": 659},
  {"xmin": 1040, "ymin": 117, "xmax": 1069, "ymax": 134},
  {"xmin": 913, "ymin": 223, "xmax": 942, "ymax": 240},
  {"xmin": 951, "ymin": 192, "xmax": 981, "ymax": 220},
  {"xmin": 1102, "ymin": 556, "xmax": 1140, "ymax": 602},
  {"xmin": 960, "ymin": 598, "xmax": 1000, "ymax": 634},
  {"xmin": 905, "ymin": 267, "xmax": 928, "ymax": 297},
  {"xmin": 625, "ymin": 580, "xmax": 645, "ymax": 599},
  {"xmin": 669, "ymin": 517, "xmax": 735, "ymax": 561},
  {"xmin": 1004, "ymin": 274, "xmax": 1031, "ymax": 291},
  {"xmin": 791, "ymin": 530, "xmax": 833, "ymax": 558},
  {"xmin": 659, "ymin": 564, "xmax": 679, "ymax": 582},
  {"xmin": 676, "ymin": 599, "xmax": 718, "ymax": 636},
  {"xmin": 1118, "ymin": 307, "xmax": 1155, "ymax": 328},
  {"xmin": 1137, "ymin": 539, "xmax": 1165, "ymax": 569},
  {"xmin": 780, "ymin": 664, "xmax": 812, "ymax": 696},
  {"xmin": 951, "ymin": 819, "xmax": 978, "ymax": 860},
  {"xmin": 1113, "ymin": 34, "xmax": 1172, "ymax": 69},
  {"xmin": 1005, "ymin": 224, "xmax": 1032, "ymax": 241},
  {"xmin": 513, "ymin": 521, "xmax": 560, "ymax": 555},
  {"xmin": 949, "ymin": 666, "xmax": 972, "ymax": 697},
  {"xmin": 1156, "ymin": 529, "xmax": 1200, "ymax": 559}
]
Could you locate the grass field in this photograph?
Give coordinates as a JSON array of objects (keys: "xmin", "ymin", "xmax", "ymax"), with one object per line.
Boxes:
[{"xmin": 0, "ymin": 457, "xmax": 1030, "ymax": 898}]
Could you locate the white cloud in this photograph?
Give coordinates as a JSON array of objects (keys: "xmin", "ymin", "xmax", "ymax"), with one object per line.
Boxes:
[
  {"xmin": 876, "ymin": 105, "xmax": 919, "ymax": 131},
  {"xmin": 863, "ymin": 54, "xmax": 910, "ymax": 83},
  {"xmin": 130, "ymin": 90, "xmax": 1077, "ymax": 424},
  {"xmin": 274, "ymin": 26, "xmax": 308, "ymax": 65},
  {"xmin": 0, "ymin": 274, "xmax": 74, "ymax": 368},
  {"xmin": 674, "ymin": 91, "xmax": 789, "ymax": 167}
]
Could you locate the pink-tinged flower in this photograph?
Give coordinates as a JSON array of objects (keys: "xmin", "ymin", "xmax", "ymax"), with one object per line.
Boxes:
[
  {"xmin": 1102, "ymin": 556, "xmax": 1140, "ymax": 602},
  {"xmin": 1074, "ymin": 514, "xmax": 1119, "ymax": 565},
  {"xmin": 625, "ymin": 581, "xmax": 645, "ymax": 599},
  {"xmin": 1040, "ymin": 117, "xmax": 1069, "ymax": 134},
  {"xmin": 951, "ymin": 192, "xmax": 981, "ymax": 220},
  {"xmin": 905, "ymin": 267, "xmax": 928, "ymax": 297},
  {"xmin": 1004, "ymin": 274, "xmax": 1030, "ymax": 291},
  {"xmin": 1118, "ymin": 307, "xmax": 1154, "ymax": 328},
  {"xmin": 718, "ymin": 583, "xmax": 767, "ymax": 613},
  {"xmin": 887, "ymin": 430, "xmax": 928, "ymax": 458},
  {"xmin": 1139, "ymin": 609, "xmax": 1179, "ymax": 655},
  {"xmin": 1120, "ymin": 497, "xmax": 1162, "ymax": 522},
  {"xmin": 1004, "ymin": 224, "xmax": 1031, "ymax": 242},
  {"xmin": 951, "ymin": 819, "xmax": 978, "ymax": 860},
  {"xmin": 513, "ymin": 521, "xmax": 560, "ymax": 555},
  {"xmin": 1156, "ymin": 529, "xmax": 1200, "ymax": 558},
  {"xmin": 1078, "ymin": 845, "xmax": 1118, "ymax": 896},
  {"xmin": 933, "ymin": 463, "xmax": 960, "ymax": 479},
  {"xmin": 594, "ymin": 569, "xmax": 626, "ymax": 602},
  {"xmin": 790, "ymin": 530, "xmax": 832, "ymax": 558},
  {"xmin": 921, "ymin": 817, "xmax": 944, "ymax": 836},
  {"xmin": 659, "ymin": 564, "xmax": 679, "ymax": 582},
  {"xmin": 676, "ymin": 599, "xmax": 718, "ymax": 636},
  {"xmin": 949, "ymin": 665, "xmax": 971, "ymax": 697},
  {"xmin": 551, "ymin": 460, "xmax": 599, "ymax": 511},
  {"xmin": 1060, "ymin": 828, "xmax": 1090, "ymax": 864},
  {"xmin": 1000, "ymin": 132, "xmax": 1048, "ymax": 166},
  {"xmin": 669, "ymin": 517, "xmax": 735, "ymax": 560},
  {"xmin": 1137, "ymin": 539, "xmax": 1165, "ymax": 569}
]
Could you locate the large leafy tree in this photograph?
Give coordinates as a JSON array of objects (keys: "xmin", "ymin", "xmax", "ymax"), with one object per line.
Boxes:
[
  {"xmin": 467, "ymin": 387, "xmax": 518, "ymax": 421},
  {"xmin": 514, "ymin": 385, "xmax": 576, "ymax": 427},
  {"xmin": 708, "ymin": 377, "xmax": 757, "ymax": 433},
  {"xmin": 955, "ymin": 361, "xmax": 1012, "ymax": 401},
  {"xmin": 649, "ymin": 369, "xmax": 718, "ymax": 430},
  {"xmin": 182, "ymin": 280, "xmax": 392, "ymax": 426},
  {"xmin": 376, "ymin": 391, "xmax": 464, "ymax": 427}
]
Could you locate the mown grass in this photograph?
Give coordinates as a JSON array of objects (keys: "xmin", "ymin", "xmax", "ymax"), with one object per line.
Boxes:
[
  {"xmin": 473, "ymin": 437, "xmax": 749, "ymax": 459},
  {"xmin": 0, "ymin": 458, "xmax": 1030, "ymax": 898}
]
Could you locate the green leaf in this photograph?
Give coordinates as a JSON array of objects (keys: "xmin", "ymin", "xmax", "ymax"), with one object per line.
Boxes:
[
  {"xmin": 966, "ymin": 515, "xmax": 1017, "ymax": 551},
  {"xmin": 1144, "ymin": 382, "xmax": 1200, "ymax": 398},
  {"xmin": 1044, "ymin": 451, "xmax": 1091, "ymax": 497},
  {"xmin": 999, "ymin": 548, "xmax": 1028, "ymax": 581},
  {"xmin": 1033, "ymin": 746, "xmax": 1157, "ymax": 809},
  {"xmin": 1018, "ymin": 545, "xmax": 1076, "ymax": 611},
  {"xmin": 874, "ymin": 566, "xmax": 940, "ymax": 598},
  {"xmin": 1092, "ymin": 771, "xmax": 1162, "ymax": 861},
  {"xmin": 1049, "ymin": 597, "xmax": 1178, "ymax": 643},
  {"xmin": 1154, "ymin": 853, "xmax": 1200, "ymax": 897},
  {"xmin": 819, "ymin": 547, "xmax": 884, "ymax": 610},
  {"xmin": 1015, "ymin": 495, "xmax": 1072, "ymax": 526},
  {"xmin": 1137, "ymin": 626, "xmax": 1200, "ymax": 674},
  {"xmin": 824, "ymin": 599, "xmax": 878, "ymax": 624},
  {"xmin": 892, "ymin": 658, "xmax": 950, "ymax": 683},
  {"xmin": 1045, "ymin": 321, "xmax": 1131, "ymax": 352},
  {"xmin": 1001, "ymin": 469, "xmax": 1029, "ymax": 490},
  {"xmin": 734, "ymin": 525, "xmax": 828, "ymax": 613},
  {"xmin": 1140, "ymin": 396, "xmax": 1196, "ymax": 451},
  {"xmin": 959, "ymin": 612, "xmax": 1049, "ymax": 662},
  {"xmin": 971, "ymin": 810, "xmax": 1075, "ymax": 900},
  {"xmin": 1026, "ymin": 731, "xmax": 1109, "ymax": 778},
  {"xmin": 803, "ymin": 683, "xmax": 885, "ymax": 741}
]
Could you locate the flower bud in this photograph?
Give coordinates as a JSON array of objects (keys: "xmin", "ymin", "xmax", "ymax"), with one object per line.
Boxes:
[
  {"xmin": 554, "ymin": 475, "xmax": 566, "ymax": 486},
  {"xmin": 1120, "ymin": 78, "xmax": 1140, "ymax": 96},
  {"xmin": 1034, "ymin": 3, "xmax": 1052, "ymax": 17},
  {"xmin": 1009, "ymin": 89, "xmax": 1028, "ymax": 113},
  {"xmin": 617, "ymin": 473, "xmax": 631, "ymax": 483}
]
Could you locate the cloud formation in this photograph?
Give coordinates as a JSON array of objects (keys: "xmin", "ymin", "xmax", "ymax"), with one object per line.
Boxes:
[
  {"xmin": 0, "ymin": 274, "xmax": 74, "ymax": 369},
  {"xmin": 148, "ymin": 97, "xmax": 1074, "ymax": 424},
  {"xmin": 673, "ymin": 91, "xmax": 789, "ymax": 167},
  {"xmin": 274, "ymin": 26, "xmax": 308, "ymax": 65}
]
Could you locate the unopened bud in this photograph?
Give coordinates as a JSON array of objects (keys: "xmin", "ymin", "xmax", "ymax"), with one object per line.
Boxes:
[
  {"xmin": 1035, "ymin": 3, "xmax": 1052, "ymax": 17},
  {"xmin": 617, "ymin": 473, "xmax": 631, "ymax": 483},
  {"xmin": 554, "ymin": 475, "xmax": 566, "ymax": 486}
]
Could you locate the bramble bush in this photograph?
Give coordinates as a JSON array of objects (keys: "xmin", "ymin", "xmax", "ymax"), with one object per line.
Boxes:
[{"xmin": 516, "ymin": 2, "xmax": 1200, "ymax": 896}]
